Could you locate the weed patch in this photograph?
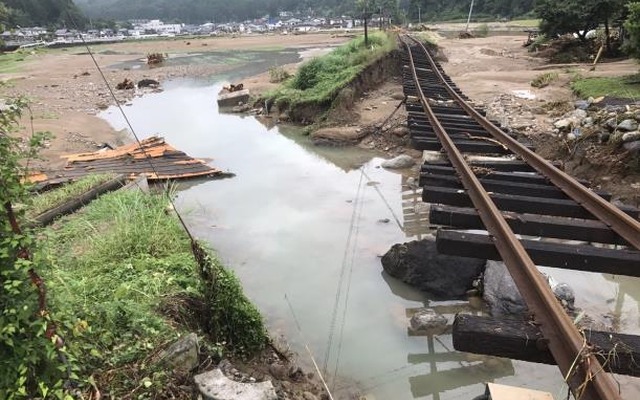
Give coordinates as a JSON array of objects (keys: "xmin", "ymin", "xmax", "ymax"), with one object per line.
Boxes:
[
  {"xmin": 38, "ymin": 189, "xmax": 266, "ymax": 396},
  {"xmin": 531, "ymin": 71, "xmax": 559, "ymax": 88},
  {"xmin": 571, "ymin": 75, "xmax": 640, "ymax": 100},
  {"xmin": 267, "ymin": 32, "xmax": 396, "ymax": 113}
]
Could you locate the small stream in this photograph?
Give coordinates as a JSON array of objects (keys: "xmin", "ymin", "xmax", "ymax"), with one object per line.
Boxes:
[{"xmin": 100, "ymin": 49, "xmax": 640, "ymax": 399}]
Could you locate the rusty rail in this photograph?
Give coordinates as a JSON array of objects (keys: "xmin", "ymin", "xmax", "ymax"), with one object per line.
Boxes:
[{"xmin": 401, "ymin": 34, "xmax": 624, "ymax": 400}]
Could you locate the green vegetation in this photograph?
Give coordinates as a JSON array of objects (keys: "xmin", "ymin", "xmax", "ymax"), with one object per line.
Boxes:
[
  {"xmin": 36, "ymin": 186, "xmax": 267, "ymax": 396},
  {"xmin": 1, "ymin": 100, "xmax": 267, "ymax": 397},
  {"xmin": 624, "ymin": 2, "xmax": 640, "ymax": 58},
  {"xmin": 475, "ymin": 23, "xmax": 490, "ymax": 37},
  {"xmin": 268, "ymin": 32, "xmax": 396, "ymax": 112},
  {"xmin": 0, "ymin": 0, "xmax": 86, "ymax": 29},
  {"xmin": 268, "ymin": 65, "xmax": 291, "ymax": 83},
  {"xmin": 0, "ymin": 50, "xmax": 35, "ymax": 74},
  {"xmin": 0, "ymin": 99, "xmax": 64, "ymax": 399},
  {"xmin": 27, "ymin": 174, "xmax": 115, "ymax": 218},
  {"xmin": 531, "ymin": 71, "xmax": 559, "ymax": 88},
  {"xmin": 571, "ymin": 75, "xmax": 640, "ymax": 99},
  {"xmin": 536, "ymin": 0, "xmax": 627, "ymax": 42}
]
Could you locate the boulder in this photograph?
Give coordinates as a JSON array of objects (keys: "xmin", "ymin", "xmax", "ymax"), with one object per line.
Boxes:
[
  {"xmin": 311, "ymin": 127, "xmax": 367, "ymax": 146},
  {"xmin": 553, "ymin": 118, "xmax": 574, "ymax": 131},
  {"xmin": 157, "ymin": 333, "xmax": 199, "ymax": 374},
  {"xmin": 483, "ymin": 261, "xmax": 575, "ymax": 316},
  {"xmin": 409, "ymin": 308, "xmax": 447, "ymax": 334},
  {"xmin": 483, "ymin": 261, "xmax": 527, "ymax": 316},
  {"xmin": 138, "ymin": 78, "xmax": 160, "ymax": 88},
  {"xmin": 622, "ymin": 131, "xmax": 640, "ymax": 143},
  {"xmin": 194, "ymin": 369, "xmax": 277, "ymax": 400},
  {"xmin": 617, "ymin": 119, "xmax": 639, "ymax": 132},
  {"xmin": 381, "ymin": 237, "xmax": 485, "ymax": 298},
  {"xmin": 624, "ymin": 141, "xmax": 640, "ymax": 156},
  {"xmin": 381, "ymin": 155, "xmax": 415, "ymax": 169}
]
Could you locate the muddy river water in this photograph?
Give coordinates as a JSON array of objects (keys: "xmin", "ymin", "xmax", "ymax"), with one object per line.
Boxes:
[{"xmin": 100, "ymin": 49, "xmax": 640, "ymax": 399}]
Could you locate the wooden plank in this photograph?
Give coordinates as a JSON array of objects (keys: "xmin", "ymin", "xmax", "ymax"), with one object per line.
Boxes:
[
  {"xmin": 419, "ymin": 166, "xmax": 607, "ymax": 199},
  {"xmin": 423, "ymin": 186, "xmax": 639, "ymax": 220},
  {"xmin": 421, "ymin": 173, "xmax": 569, "ymax": 200},
  {"xmin": 453, "ymin": 314, "xmax": 640, "ymax": 377},
  {"xmin": 422, "ymin": 159, "xmax": 546, "ymax": 173},
  {"xmin": 429, "ymin": 205, "xmax": 628, "ymax": 245},
  {"xmin": 436, "ymin": 230, "xmax": 640, "ymax": 276},
  {"xmin": 413, "ymin": 139, "xmax": 512, "ymax": 154},
  {"xmin": 32, "ymin": 175, "xmax": 127, "ymax": 227}
]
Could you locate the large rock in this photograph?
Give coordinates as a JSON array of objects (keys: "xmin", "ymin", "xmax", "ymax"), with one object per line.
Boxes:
[
  {"xmin": 624, "ymin": 140, "xmax": 640, "ymax": 156},
  {"xmin": 622, "ymin": 131, "xmax": 640, "ymax": 143},
  {"xmin": 409, "ymin": 308, "xmax": 447, "ymax": 334},
  {"xmin": 483, "ymin": 261, "xmax": 575, "ymax": 316},
  {"xmin": 194, "ymin": 369, "xmax": 277, "ymax": 400},
  {"xmin": 157, "ymin": 333, "xmax": 199, "ymax": 374},
  {"xmin": 483, "ymin": 261, "xmax": 528, "ymax": 316},
  {"xmin": 617, "ymin": 119, "xmax": 639, "ymax": 132},
  {"xmin": 381, "ymin": 155, "xmax": 415, "ymax": 169},
  {"xmin": 311, "ymin": 127, "xmax": 367, "ymax": 145},
  {"xmin": 381, "ymin": 237, "xmax": 485, "ymax": 298}
]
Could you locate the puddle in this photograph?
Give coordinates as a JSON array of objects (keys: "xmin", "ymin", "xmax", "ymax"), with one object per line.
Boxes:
[
  {"xmin": 98, "ymin": 53, "xmax": 640, "ymax": 399},
  {"xmin": 512, "ymin": 89, "xmax": 536, "ymax": 100}
]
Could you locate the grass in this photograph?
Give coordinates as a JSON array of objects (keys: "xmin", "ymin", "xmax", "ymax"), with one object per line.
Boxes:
[
  {"xmin": 37, "ymin": 188, "xmax": 266, "ymax": 397},
  {"xmin": 571, "ymin": 75, "xmax": 640, "ymax": 100},
  {"xmin": 507, "ymin": 18, "xmax": 540, "ymax": 28},
  {"xmin": 0, "ymin": 49, "xmax": 39, "ymax": 73},
  {"xmin": 531, "ymin": 71, "xmax": 559, "ymax": 88},
  {"xmin": 267, "ymin": 32, "xmax": 396, "ymax": 110},
  {"xmin": 28, "ymin": 174, "xmax": 116, "ymax": 218}
]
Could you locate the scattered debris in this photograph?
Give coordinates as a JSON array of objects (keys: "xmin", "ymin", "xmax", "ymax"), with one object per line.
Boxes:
[
  {"xmin": 147, "ymin": 52, "xmax": 166, "ymax": 65},
  {"xmin": 138, "ymin": 78, "xmax": 160, "ymax": 88},
  {"xmin": 223, "ymin": 83, "xmax": 245, "ymax": 93},
  {"xmin": 116, "ymin": 78, "xmax": 134, "ymax": 90},
  {"xmin": 30, "ymin": 136, "xmax": 228, "ymax": 185}
]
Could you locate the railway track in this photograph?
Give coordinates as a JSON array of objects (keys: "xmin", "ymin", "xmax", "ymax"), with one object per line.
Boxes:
[{"xmin": 400, "ymin": 34, "xmax": 640, "ymax": 400}]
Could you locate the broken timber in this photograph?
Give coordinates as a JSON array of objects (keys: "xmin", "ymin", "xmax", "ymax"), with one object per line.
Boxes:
[
  {"xmin": 436, "ymin": 230, "xmax": 640, "ymax": 276},
  {"xmin": 453, "ymin": 314, "xmax": 640, "ymax": 377},
  {"xmin": 29, "ymin": 136, "xmax": 226, "ymax": 186}
]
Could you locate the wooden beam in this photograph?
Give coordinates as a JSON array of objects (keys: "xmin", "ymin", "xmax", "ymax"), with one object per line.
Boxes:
[
  {"xmin": 422, "ymin": 160, "xmax": 552, "ymax": 173},
  {"xmin": 423, "ymin": 186, "xmax": 639, "ymax": 220},
  {"xmin": 413, "ymin": 139, "xmax": 513, "ymax": 154},
  {"xmin": 453, "ymin": 314, "xmax": 640, "ymax": 377},
  {"xmin": 422, "ymin": 173, "xmax": 569, "ymax": 199},
  {"xmin": 429, "ymin": 205, "xmax": 628, "ymax": 245},
  {"xmin": 436, "ymin": 229, "xmax": 640, "ymax": 276},
  {"xmin": 31, "ymin": 175, "xmax": 127, "ymax": 227}
]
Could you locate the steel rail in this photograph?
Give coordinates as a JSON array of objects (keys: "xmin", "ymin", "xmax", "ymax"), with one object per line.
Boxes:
[
  {"xmin": 401, "ymin": 35, "xmax": 622, "ymax": 400},
  {"xmin": 407, "ymin": 35, "xmax": 640, "ymax": 250}
]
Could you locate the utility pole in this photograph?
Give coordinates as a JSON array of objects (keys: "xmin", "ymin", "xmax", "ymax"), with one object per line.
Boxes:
[
  {"xmin": 418, "ymin": 6, "xmax": 421, "ymax": 25},
  {"xmin": 465, "ymin": 0, "xmax": 475, "ymax": 32}
]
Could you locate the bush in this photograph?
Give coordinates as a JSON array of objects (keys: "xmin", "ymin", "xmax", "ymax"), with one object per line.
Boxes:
[
  {"xmin": 531, "ymin": 72, "xmax": 559, "ymax": 88},
  {"xmin": 475, "ymin": 23, "xmax": 490, "ymax": 37},
  {"xmin": 268, "ymin": 66, "xmax": 291, "ymax": 83}
]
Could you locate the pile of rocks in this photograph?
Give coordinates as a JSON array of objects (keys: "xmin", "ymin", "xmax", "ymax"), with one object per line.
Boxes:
[{"xmin": 552, "ymin": 99, "xmax": 640, "ymax": 156}]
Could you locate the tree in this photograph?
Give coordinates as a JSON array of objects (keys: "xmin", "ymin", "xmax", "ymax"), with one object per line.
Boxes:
[
  {"xmin": 624, "ymin": 2, "xmax": 640, "ymax": 58},
  {"xmin": 536, "ymin": 0, "xmax": 627, "ymax": 44}
]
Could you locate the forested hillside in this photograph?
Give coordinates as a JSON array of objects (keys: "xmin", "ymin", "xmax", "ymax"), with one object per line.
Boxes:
[
  {"xmin": 0, "ymin": 0, "xmax": 85, "ymax": 28},
  {"xmin": 74, "ymin": 0, "xmax": 536, "ymax": 24}
]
